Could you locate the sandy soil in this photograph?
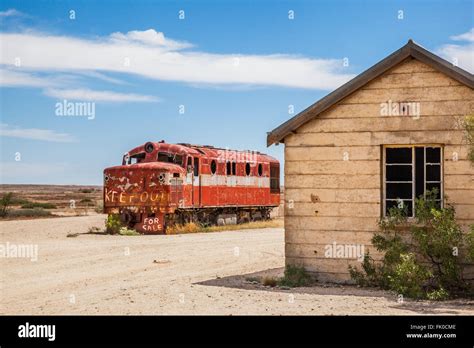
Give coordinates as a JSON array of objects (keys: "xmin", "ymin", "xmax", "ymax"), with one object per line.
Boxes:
[{"xmin": 1, "ymin": 215, "xmax": 473, "ymax": 315}]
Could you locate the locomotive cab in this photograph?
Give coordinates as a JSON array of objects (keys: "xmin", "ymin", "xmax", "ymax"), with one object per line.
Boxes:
[{"xmin": 103, "ymin": 141, "xmax": 187, "ymax": 233}]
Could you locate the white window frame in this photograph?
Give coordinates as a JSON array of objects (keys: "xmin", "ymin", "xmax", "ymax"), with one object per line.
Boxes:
[{"xmin": 382, "ymin": 144, "xmax": 443, "ymax": 217}]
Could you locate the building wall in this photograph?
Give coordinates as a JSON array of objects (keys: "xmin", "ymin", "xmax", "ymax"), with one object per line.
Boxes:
[{"xmin": 283, "ymin": 58, "xmax": 474, "ymax": 282}]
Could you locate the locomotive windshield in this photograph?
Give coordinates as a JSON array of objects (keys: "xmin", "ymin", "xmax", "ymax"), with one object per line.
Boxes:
[
  {"xmin": 124, "ymin": 152, "xmax": 145, "ymax": 165},
  {"xmin": 157, "ymin": 152, "xmax": 183, "ymax": 166}
]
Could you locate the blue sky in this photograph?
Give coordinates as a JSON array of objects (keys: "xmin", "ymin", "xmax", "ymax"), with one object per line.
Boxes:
[{"xmin": 1, "ymin": 0, "xmax": 473, "ymax": 184}]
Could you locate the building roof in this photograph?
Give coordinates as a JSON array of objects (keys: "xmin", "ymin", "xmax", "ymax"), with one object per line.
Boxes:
[{"xmin": 266, "ymin": 40, "xmax": 474, "ymax": 146}]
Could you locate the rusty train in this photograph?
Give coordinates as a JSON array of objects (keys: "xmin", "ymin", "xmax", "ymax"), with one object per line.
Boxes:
[{"xmin": 103, "ymin": 141, "xmax": 280, "ymax": 233}]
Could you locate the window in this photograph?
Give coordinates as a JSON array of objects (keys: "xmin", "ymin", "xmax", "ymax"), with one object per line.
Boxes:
[
  {"xmin": 226, "ymin": 161, "xmax": 231, "ymax": 175},
  {"xmin": 187, "ymin": 157, "xmax": 193, "ymax": 173},
  {"xmin": 124, "ymin": 152, "xmax": 145, "ymax": 165},
  {"xmin": 383, "ymin": 145, "xmax": 442, "ymax": 217},
  {"xmin": 232, "ymin": 162, "xmax": 236, "ymax": 175},
  {"xmin": 270, "ymin": 163, "xmax": 280, "ymax": 193},
  {"xmin": 210, "ymin": 160, "xmax": 217, "ymax": 175},
  {"xmin": 245, "ymin": 163, "xmax": 251, "ymax": 176},
  {"xmin": 258, "ymin": 163, "xmax": 263, "ymax": 176},
  {"xmin": 158, "ymin": 152, "xmax": 183, "ymax": 166},
  {"xmin": 194, "ymin": 157, "xmax": 199, "ymax": 177}
]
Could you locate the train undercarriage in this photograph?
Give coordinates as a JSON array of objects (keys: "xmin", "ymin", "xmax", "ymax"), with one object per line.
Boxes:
[{"xmin": 118, "ymin": 206, "xmax": 273, "ymax": 234}]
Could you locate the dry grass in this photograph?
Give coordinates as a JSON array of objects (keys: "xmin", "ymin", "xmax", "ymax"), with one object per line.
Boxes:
[
  {"xmin": 262, "ymin": 276, "xmax": 278, "ymax": 287},
  {"xmin": 166, "ymin": 219, "xmax": 283, "ymax": 235}
]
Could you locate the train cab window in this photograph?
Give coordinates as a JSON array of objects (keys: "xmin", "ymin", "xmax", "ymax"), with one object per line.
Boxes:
[
  {"xmin": 245, "ymin": 163, "xmax": 251, "ymax": 176},
  {"xmin": 187, "ymin": 157, "xmax": 193, "ymax": 173},
  {"xmin": 125, "ymin": 152, "xmax": 145, "ymax": 165},
  {"xmin": 210, "ymin": 160, "xmax": 217, "ymax": 175},
  {"xmin": 232, "ymin": 162, "xmax": 236, "ymax": 175},
  {"xmin": 226, "ymin": 161, "xmax": 231, "ymax": 175},
  {"xmin": 194, "ymin": 157, "xmax": 199, "ymax": 177},
  {"xmin": 158, "ymin": 152, "xmax": 183, "ymax": 166},
  {"xmin": 270, "ymin": 163, "xmax": 280, "ymax": 193},
  {"xmin": 258, "ymin": 163, "xmax": 263, "ymax": 176}
]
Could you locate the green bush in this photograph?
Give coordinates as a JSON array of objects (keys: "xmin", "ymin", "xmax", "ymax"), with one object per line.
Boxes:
[
  {"xmin": 105, "ymin": 214, "xmax": 122, "ymax": 234},
  {"xmin": 388, "ymin": 253, "xmax": 431, "ymax": 299},
  {"xmin": 278, "ymin": 265, "xmax": 313, "ymax": 287},
  {"xmin": 21, "ymin": 202, "xmax": 57, "ymax": 209},
  {"xmin": 0, "ymin": 192, "xmax": 13, "ymax": 217},
  {"xmin": 349, "ymin": 189, "xmax": 474, "ymax": 300},
  {"xmin": 9, "ymin": 197, "xmax": 30, "ymax": 205},
  {"xmin": 119, "ymin": 227, "xmax": 140, "ymax": 236}
]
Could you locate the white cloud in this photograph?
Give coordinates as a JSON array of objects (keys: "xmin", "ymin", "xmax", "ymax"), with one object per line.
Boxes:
[
  {"xmin": 0, "ymin": 68, "xmax": 55, "ymax": 87},
  {"xmin": 0, "ymin": 9, "xmax": 23, "ymax": 18},
  {"xmin": 0, "ymin": 68, "xmax": 157, "ymax": 102},
  {"xmin": 110, "ymin": 29, "xmax": 192, "ymax": 50},
  {"xmin": 43, "ymin": 88, "xmax": 159, "ymax": 102},
  {"xmin": 450, "ymin": 28, "xmax": 474, "ymax": 42},
  {"xmin": 437, "ymin": 28, "xmax": 474, "ymax": 73},
  {"xmin": 437, "ymin": 43, "xmax": 474, "ymax": 72},
  {"xmin": 74, "ymin": 71, "xmax": 125, "ymax": 85},
  {"xmin": 0, "ymin": 123, "xmax": 76, "ymax": 142},
  {"xmin": 0, "ymin": 29, "xmax": 354, "ymax": 90}
]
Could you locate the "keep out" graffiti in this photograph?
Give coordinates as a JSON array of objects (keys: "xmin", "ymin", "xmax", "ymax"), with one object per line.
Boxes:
[{"xmin": 104, "ymin": 188, "xmax": 168, "ymax": 205}]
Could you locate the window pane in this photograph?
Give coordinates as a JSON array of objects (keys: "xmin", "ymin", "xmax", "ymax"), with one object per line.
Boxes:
[
  {"xmin": 386, "ymin": 183, "xmax": 412, "ymax": 199},
  {"xmin": 194, "ymin": 158, "xmax": 199, "ymax": 176},
  {"xmin": 415, "ymin": 147, "xmax": 425, "ymax": 198},
  {"xmin": 386, "ymin": 147, "xmax": 412, "ymax": 163},
  {"xmin": 386, "ymin": 165, "xmax": 412, "ymax": 181},
  {"xmin": 426, "ymin": 164, "xmax": 441, "ymax": 181},
  {"xmin": 426, "ymin": 183, "xmax": 441, "ymax": 199},
  {"xmin": 386, "ymin": 200, "xmax": 413, "ymax": 216},
  {"xmin": 426, "ymin": 147, "xmax": 441, "ymax": 163}
]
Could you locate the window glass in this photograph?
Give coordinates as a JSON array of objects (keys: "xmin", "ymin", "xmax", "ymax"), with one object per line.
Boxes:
[
  {"xmin": 384, "ymin": 146, "xmax": 442, "ymax": 217},
  {"xmin": 194, "ymin": 157, "xmax": 199, "ymax": 176},
  {"xmin": 245, "ymin": 163, "xmax": 251, "ymax": 176},
  {"xmin": 270, "ymin": 163, "xmax": 280, "ymax": 193},
  {"xmin": 126, "ymin": 152, "xmax": 145, "ymax": 165},
  {"xmin": 211, "ymin": 160, "xmax": 217, "ymax": 175},
  {"xmin": 158, "ymin": 152, "xmax": 183, "ymax": 166}
]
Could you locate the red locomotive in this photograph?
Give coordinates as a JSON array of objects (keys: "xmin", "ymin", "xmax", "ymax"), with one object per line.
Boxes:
[{"xmin": 103, "ymin": 141, "xmax": 280, "ymax": 233}]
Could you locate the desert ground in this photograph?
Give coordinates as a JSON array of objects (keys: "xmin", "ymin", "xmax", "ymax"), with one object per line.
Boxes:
[
  {"xmin": 1, "ymin": 214, "xmax": 474, "ymax": 315},
  {"xmin": 0, "ymin": 184, "xmax": 103, "ymax": 219}
]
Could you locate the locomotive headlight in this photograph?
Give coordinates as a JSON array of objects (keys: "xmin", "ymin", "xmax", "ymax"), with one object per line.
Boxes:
[
  {"xmin": 104, "ymin": 174, "xmax": 110, "ymax": 183},
  {"xmin": 144, "ymin": 142, "xmax": 154, "ymax": 153},
  {"xmin": 158, "ymin": 173, "xmax": 166, "ymax": 185}
]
